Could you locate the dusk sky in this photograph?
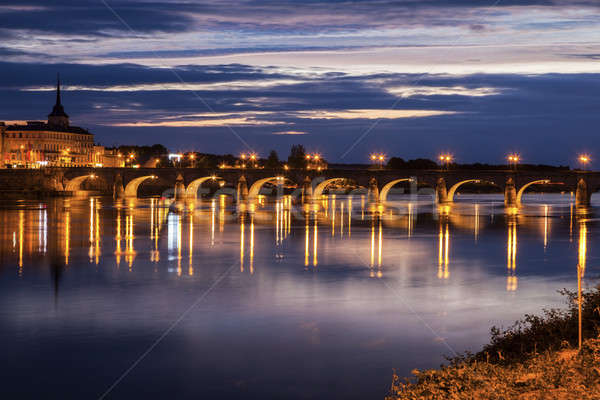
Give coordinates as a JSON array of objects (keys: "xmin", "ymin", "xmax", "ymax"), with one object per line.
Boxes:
[{"xmin": 0, "ymin": 0, "xmax": 599, "ymax": 164}]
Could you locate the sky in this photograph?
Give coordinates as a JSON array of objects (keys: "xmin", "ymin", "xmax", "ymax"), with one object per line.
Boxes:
[{"xmin": 0, "ymin": 0, "xmax": 599, "ymax": 165}]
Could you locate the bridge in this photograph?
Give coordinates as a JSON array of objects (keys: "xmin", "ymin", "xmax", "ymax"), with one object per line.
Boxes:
[{"xmin": 1, "ymin": 167, "xmax": 598, "ymax": 207}]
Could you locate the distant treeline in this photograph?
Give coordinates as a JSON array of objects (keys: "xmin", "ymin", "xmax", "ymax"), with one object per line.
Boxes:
[
  {"xmin": 385, "ymin": 157, "xmax": 570, "ymax": 171},
  {"xmin": 107, "ymin": 144, "xmax": 573, "ymax": 170}
]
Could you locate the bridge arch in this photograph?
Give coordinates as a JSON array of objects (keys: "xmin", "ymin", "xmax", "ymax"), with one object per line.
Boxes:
[
  {"xmin": 380, "ymin": 178, "xmax": 414, "ymax": 202},
  {"xmin": 516, "ymin": 179, "xmax": 551, "ymax": 205},
  {"xmin": 64, "ymin": 174, "xmax": 98, "ymax": 192},
  {"xmin": 312, "ymin": 178, "xmax": 347, "ymax": 199},
  {"xmin": 124, "ymin": 175, "xmax": 157, "ymax": 198},
  {"xmin": 446, "ymin": 179, "xmax": 483, "ymax": 202},
  {"xmin": 248, "ymin": 176, "xmax": 287, "ymax": 199},
  {"xmin": 185, "ymin": 176, "xmax": 219, "ymax": 198}
]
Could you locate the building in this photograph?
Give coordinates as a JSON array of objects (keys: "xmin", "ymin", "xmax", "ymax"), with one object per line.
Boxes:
[
  {"xmin": 92, "ymin": 145, "xmax": 124, "ymax": 168},
  {"xmin": 0, "ymin": 77, "xmax": 95, "ymax": 167}
]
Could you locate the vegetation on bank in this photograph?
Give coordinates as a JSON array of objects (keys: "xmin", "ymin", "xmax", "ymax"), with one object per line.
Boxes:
[
  {"xmin": 108, "ymin": 143, "xmax": 576, "ymax": 171},
  {"xmin": 387, "ymin": 286, "xmax": 600, "ymax": 399}
]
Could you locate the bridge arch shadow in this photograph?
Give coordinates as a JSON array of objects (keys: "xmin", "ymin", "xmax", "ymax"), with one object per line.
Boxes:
[
  {"xmin": 125, "ymin": 175, "xmax": 158, "ymax": 198},
  {"xmin": 380, "ymin": 178, "xmax": 414, "ymax": 202},
  {"xmin": 64, "ymin": 174, "xmax": 106, "ymax": 192},
  {"xmin": 312, "ymin": 178, "xmax": 359, "ymax": 199},
  {"xmin": 185, "ymin": 176, "xmax": 220, "ymax": 199},
  {"xmin": 516, "ymin": 179, "xmax": 552, "ymax": 205},
  {"xmin": 447, "ymin": 179, "xmax": 501, "ymax": 202},
  {"xmin": 248, "ymin": 176, "xmax": 292, "ymax": 199}
]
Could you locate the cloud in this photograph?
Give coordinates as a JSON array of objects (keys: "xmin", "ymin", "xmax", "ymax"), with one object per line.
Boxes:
[
  {"xmin": 0, "ymin": 60, "xmax": 599, "ymax": 164},
  {"xmin": 292, "ymin": 109, "xmax": 458, "ymax": 120},
  {"xmin": 386, "ymin": 86, "xmax": 501, "ymax": 98},
  {"xmin": 110, "ymin": 118, "xmax": 284, "ymax": 127},
  {"xmin": 272, "ymin": 130, "xmax": 307, "ymax": 135},
  {"xmin": 21, "ymin": 79, "xmax": 306, "ymax": 92}
]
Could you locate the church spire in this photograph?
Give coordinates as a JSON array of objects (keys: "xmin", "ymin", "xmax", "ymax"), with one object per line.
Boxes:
[
  {"xmin": 55, "ymin": 73, "xmax": 62, "ymax": 107},
  {"xmin": 48, "ymin": 73, "xmax": 69, "ymax": 127}
]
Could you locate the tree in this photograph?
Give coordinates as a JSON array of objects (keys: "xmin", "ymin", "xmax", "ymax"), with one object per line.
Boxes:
[
  {"xmin": 287, "ymin": 144, "xmax": 307, "ymax": 169},
  {"xmin": 265, "ymin": 150, "xmax": 281, "ymax": 169},
  {"xmin": 387, "ymin": 157, "xmax": 406, "ymax": 169}
]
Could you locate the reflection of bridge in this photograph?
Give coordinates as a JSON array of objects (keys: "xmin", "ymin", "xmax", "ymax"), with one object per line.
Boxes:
[{"xmin": 8, "ymin": 167, "xmax": 600, "ymax": 207}]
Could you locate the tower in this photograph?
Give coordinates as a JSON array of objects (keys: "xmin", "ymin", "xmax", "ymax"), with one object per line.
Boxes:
[{"xmin": 48, "ymin": 74, "xmax": 69, "ymax": 128}]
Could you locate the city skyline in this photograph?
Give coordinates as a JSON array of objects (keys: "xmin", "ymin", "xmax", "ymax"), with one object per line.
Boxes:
[{"xmin": 0, "ymin": 1, "xmax": 599, "ymax": 165}]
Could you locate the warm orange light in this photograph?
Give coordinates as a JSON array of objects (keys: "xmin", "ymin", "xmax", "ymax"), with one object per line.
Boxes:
[
  {"xmin": 250, "ymin": 154, "xmax": 257, "ymax": 160},
  {"xmin": 579, "ymin": 154, "xmax": 591, "ymax": 164},
  {"xmin": 129, "ymin": 153, "xmax": 135, "ymax": 159},
  {"xmin": 378, "ymin": 155, "xmax": 384, "ymax": 161},
  {"xmin": 189, "ymin": 154, "xmax": 195, "ymax": 160},
  {"xmin": 306, "ymin": 154, "xmax": 311, "ymax": 160},
  {"xmin": 284, "ymin": 165, "xmax": 289, "ymax": 170},
  {"xmin": 370, "ymin": 154, "xmax": 377, "ymax": 161},
  {"xmin": 314, "ymin": 155, "xmax": 320, "ymax": 160}
]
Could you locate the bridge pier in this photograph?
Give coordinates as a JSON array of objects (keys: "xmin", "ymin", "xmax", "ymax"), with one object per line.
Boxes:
[
  {"xmin": 237, "ymin": 175, "xmax": 248, "ymax": 203},
  {"xmin": 302, "ymin": 176, "xmax": 312, "ymax": 204},
  {"xmin": 367, "ymin": 177, "xmax": 379, "ymax": 203},
  {"xmin": 174, "ymin": 174, "xmax": 185, "ymax": 201},
  {"xmin": 435, "ymin": 177, "xmax": 447, "ymax": 203},
  {"xmin": 113, "ymin": 173, "xmax": 124, "ymax": 199},
  {"xmin": 575, "ymin": 178, "xmax": 591, "ymax": 208},
  {"xmin": 504, "ymin": 177, "xmax": 517, "ymax": 207}
]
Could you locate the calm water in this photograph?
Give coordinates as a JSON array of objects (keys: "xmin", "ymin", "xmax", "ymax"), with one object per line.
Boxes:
[{"xmin": 0, "ymin": 193, "xmax": 597, "ymax": 399}]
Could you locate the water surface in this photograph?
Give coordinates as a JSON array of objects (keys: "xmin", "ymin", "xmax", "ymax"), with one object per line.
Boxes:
[{"xmin": 0, "ymin": 193, "xmax": 597, "ymax": 399}]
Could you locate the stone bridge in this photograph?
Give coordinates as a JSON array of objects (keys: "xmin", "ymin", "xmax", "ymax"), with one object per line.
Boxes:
[{"xmin": 2, "ymin": 167, "xmax": 598, "ymax": 207}]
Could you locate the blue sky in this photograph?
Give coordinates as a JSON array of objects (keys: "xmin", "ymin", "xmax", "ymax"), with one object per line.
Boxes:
[{"xmin": 0, "ymin": 0, "xmax": 599, "ymax": 164}]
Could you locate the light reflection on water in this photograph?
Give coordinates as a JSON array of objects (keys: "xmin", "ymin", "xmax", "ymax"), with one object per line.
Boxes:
[{"xmin": 0, "ymin": 193, "xmax": 596, "ymax": 399}]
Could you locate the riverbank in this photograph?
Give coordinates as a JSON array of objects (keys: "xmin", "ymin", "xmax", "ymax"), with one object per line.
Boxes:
[{"xmin": 388, "ymin": 286, "xmax": 600, "ymax": 399}]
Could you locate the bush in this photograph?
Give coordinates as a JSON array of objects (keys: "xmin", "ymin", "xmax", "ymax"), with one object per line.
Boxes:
[
  {"xmin": 469, "ymin": 286, "xmax": 600, "ymax": 364},
  {"xmin": 387, "ymin": 285, "xmax": 600, "ymax": 399}
]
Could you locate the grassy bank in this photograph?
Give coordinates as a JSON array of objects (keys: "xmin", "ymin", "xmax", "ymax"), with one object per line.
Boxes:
[{"xmin": 388, "ymin": 286, "xmax": 600, "ymax": 399}]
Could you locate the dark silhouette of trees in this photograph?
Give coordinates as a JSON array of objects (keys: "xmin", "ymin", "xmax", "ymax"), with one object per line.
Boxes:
[
  {"xmin": 110, "ymin": 144, "xmax": 168, "ymax": 165},
  {"xmin": 287, "ymin": 144, "xmax": 307, "ymax": 169},
  {"xmin": 265, "ymin": 150, "xmax": 281, "ymax": 169},
  {"xmin": 387, "ymin": 157, "xmax": 438, "ymax": 169}
]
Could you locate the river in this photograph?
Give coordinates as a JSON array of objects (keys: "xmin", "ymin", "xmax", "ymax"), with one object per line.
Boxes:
[{"xmin": 0, "ymin": 193, "xmax": 596, "ymax": 399}]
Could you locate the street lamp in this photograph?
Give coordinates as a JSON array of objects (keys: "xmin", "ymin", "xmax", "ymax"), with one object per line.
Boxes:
[
  {"xmin": 507, "ymin": 153, "xmax": 520, "ymax": 170},
  {"xmin": 370, "ymin": 153, "xmax": 385, "ymax": 169},
  {"xmin": 439, "ymin": 154, "xmax": 453, "ymax": 169},
  {"xmin": 579, "ymin": 154, "xmax": 591, "ymax": 171}
]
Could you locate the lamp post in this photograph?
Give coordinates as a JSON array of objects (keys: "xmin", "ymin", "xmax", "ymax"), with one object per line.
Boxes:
[
  {"xmin": 507, "ymin": 154, "xmax": 520, "ymax": 171},
  {"xmin": 370, "ymin": 153, "xmax": 385, "ymax": 169},
  {"xmin": 306, "ymin": 153, "xmax": 323, "ymax": 170},
  {"xmin": 439, "ymin": 154, "xmax": 452, "ymax": 170},
  {"xmin": 578, "ymin": 154, "xmax": 591, "ymax": 171}
]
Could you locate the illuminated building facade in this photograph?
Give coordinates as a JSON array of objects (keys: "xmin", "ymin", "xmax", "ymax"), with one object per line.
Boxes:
[{"xmin": 0, "ymin": 78, "xmax": 95, "ymax": 167}]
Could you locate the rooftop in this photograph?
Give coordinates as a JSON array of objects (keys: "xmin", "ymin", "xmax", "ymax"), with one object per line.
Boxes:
[{"xmin": 4, "ymin": 121, "xmax": 91, "ymax": 135}]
